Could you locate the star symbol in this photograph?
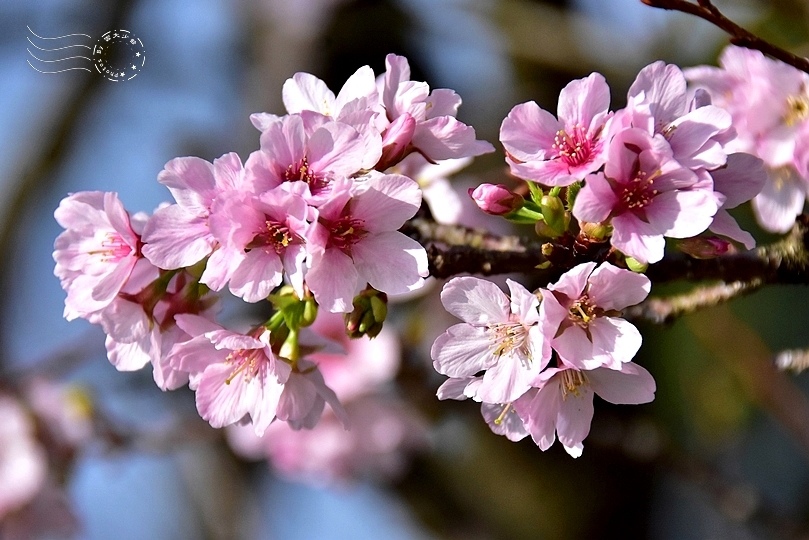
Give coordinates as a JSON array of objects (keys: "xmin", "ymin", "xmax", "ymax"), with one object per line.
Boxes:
[
  {"xmin": 132, "ymin": 65, "xmax": 137, "ymax": 70},
  {"xmin": 135, "ymin": 52, "xmax": 141, "ymax": 57}
]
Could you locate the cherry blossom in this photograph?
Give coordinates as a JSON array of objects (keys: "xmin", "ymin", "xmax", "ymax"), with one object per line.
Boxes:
[
  {"xmin": 53, "ymin": 191, "xmax": 143, "ymax": 321},
  {"xmin": 573, "ymin": 128, "xmax": 721, "ymax": 263},
  {"xmin": 514, "ymin": 362, "xmax": 656, "ymax": 457},
  {"xmin": 246, "ymin": 114, "xmax": 369, "ymax": 204},
  {"xmin": 201, "ymin": 187, "xmax": 309, "ymax": 301},
  {"xmin": 539, "ymin": 262, "xmax": 650, "ymax": 371},
  {"xmin": 170, "ymin": 315, "xmax": 292, "ymax": 435},
  {"xmin": 141, "ymin": 153, "xmax": 246, "ymax": 269},
  {"xmin": 432, "ymin": 277, "xmax": 549, "ymax": 404},
  {"xmin": 379, "ymin": 54, "xmax": 494, "ymax": 162},
  {"xmin": 305, "ymin": 174, "xmax": 428, "ymax": 312},
  {"xmin": 500, "ymin": 72, "xmax": 612, "ymax": 186},
  {"xmin": 686, "ymin": 45, "xmax": 809, "ymax": 232}
]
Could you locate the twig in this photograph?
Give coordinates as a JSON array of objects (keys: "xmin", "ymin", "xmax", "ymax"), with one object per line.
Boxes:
[
  {"xmin": 623, "ymin": 279, "xmax": 763, "ymax": 324},
  {"xmin": 408, "ymin": 213, "xmax": 809, "ymax": 287},
  {"xmin": 641, "ymin": 0, "xmax": 809, "ymax": 75}
]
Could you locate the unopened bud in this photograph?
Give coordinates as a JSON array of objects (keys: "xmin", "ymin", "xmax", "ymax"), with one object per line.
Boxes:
[
  {"xmin": 580, "ymin": 221, "xmax": 610, "ymax": 240},
  {"xmin": 539, "ymin": 194, "xmax": 568, "ymax": 236},
  {"xmin": 678, "ymin": 236, "xmax": 735, "ymax": 259},
  {"xmin": 625, "ymin": 257, "xmax": 648, "ymax": 273},
  {"xmin": 345, "ymin": 288, "xmax": 388, "ymax": 339},
  {"xmin": 469, "ymin": 183, "xmax": 524, "ymax": 216}
]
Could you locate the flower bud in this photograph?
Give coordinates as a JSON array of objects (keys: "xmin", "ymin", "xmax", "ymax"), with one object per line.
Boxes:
[
  {"xmin": 345, "ymin": 288, "xmax": 388, "ymax": 339},
  {"xmin": 469, "ymin": 184, "xmax": 524, "ymax": 216},
  {"xmin": 625, "ymin": 257, "xmax": 648, "ymax": 273},
  {"xmin": 539, "ymin": 194, "xmax": 568, "ymax": 236},
  {"xmin": 677, "ymin": 237, "xmax": 735, "ymax": 259},
  {"xmin": 579, "ymin": 221, "xmax": 610, "ymax": 240}
]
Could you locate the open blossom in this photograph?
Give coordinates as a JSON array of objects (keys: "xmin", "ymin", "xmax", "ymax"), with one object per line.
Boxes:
[
  {"xmin": 201, "ymin": 187, "xmax": 309, "ymax": 301},
  {"xmin": 500, "ymin": 73, "xmax": 612, "ymax": 186},
  {"xmin": 514, "ymin": 362, "xmax": 656, "ymax": 458},
  {"xmin": 170, "ymin": 315, "xmax": 292, "ymax": 435},
  {"xmin": 246, "ymin": 114, "xmax": 368, "ymax": 204},
  {"xmin": 305, "ymin": 174, "xmax": 428, "ymax": 312},
  {"xmin": 573, "ymin": 128, "xmax": 721, "ymax": 263},
  {"xmin": 53, "ymin": 191, "xmax": 143, "ymax": 320},
  {"xmin": 432, "ymin": 277, "xmax": 549, "ymax": 404},
  {"xmin": 141, "ymin": 153, "xmax": 246, "ymax": 269},
  {"xmin": 539, "ymin": 262, "xmax": 650, "ymax": 371},
  {"xmin": 379, "ymin": 54, "xmax": 494, "ymax": 162},
  {"xmin": 686, "ymin": 45, "xmax": 809, "ymax": 232}
]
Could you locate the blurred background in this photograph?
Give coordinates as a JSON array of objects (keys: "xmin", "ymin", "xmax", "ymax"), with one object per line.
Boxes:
[{"xmin": 3, "ymin": 0, "xmax": 809, "ymax": 538}]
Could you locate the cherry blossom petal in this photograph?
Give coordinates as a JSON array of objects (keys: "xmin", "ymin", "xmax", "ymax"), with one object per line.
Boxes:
[
  {"xmin": 439, "ymin": 276, "xmax": 510, "ymax": 325},
  {"xmin": 353, "ymin": 232, "xmax": 428, "ymax": 295},
  {"xmin": 588, "ymin": 363, "xmax": 656, "ymax": 405},
  {"xmin": 431, "ymin": 324, "xmax": 497, "ymax": 378},
  {"xmin": 587, "ymin": 262, "xmax": 651, "ymax": 311}
]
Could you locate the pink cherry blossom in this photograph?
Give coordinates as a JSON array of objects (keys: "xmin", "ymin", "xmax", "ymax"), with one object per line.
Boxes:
[
  {"xmin": 539, "ymin": 262, "xmax": 650, "ymax": 371},
  {"xmin": 305, "ymin": 174, "xmax": 428, "ymax": 312},
  {"xmin": 623, "ymin": 61, "xmax": 733, "ymax": 171},
  {"xmin": 379, "ymin": 54, "xmax": 494, "ymax": 162},
  {"xmin": 573, "ymin": 128, "xmax": 721, "ymax": 263},
  {"xmin": 171, "ymin": 315, "xmax": 292, "ymax": 436},
  {"xmin": 53, "ymin": 191, "xmax": 142, "ymax": 321},
  {"xmin": 514, "ymin": 362, "xmax": 656, "ymax": 457},
  {"xmin": 274, "ymin": 357, "xmax": 348, "ymax": 430},
  {"xmin": 686, "ymin": 45, "xmax": 809, "ymax": 232},
  {"xmin": 245, "ymin": 114, "xmax": 368, "ymax": 204},
  {"xmin": 200, "ymin": 187, "xmax": 309, "ymax": 301},
  {"xmin": 141, "ymin": 152, "xmax": 246, "ymax": 269},
  {"xmin": 500, "ymin": 73, "xmax": 612, "ymax": 186},
  {"xmin": 432, "ymin": 277, "xmax": 549, "ymax": 404},
  {"xmin": 282, "ymin": 65, "xmax": 379, "ymax": 120}
]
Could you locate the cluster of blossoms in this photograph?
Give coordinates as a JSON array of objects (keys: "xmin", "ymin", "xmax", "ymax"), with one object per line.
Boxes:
[
  {"xmin": 53, "ymin": 54, "xmax": 491, "ymax": 440},
  {"xmin": 686, "ymin": 46, "xmax": 809, "ymax": 233},
  {"xmin": 55, "ymin": 48, "xmax": 804, "ymax": 462},
  {"xmin": 432, "ymin": 264, "xmax": 654, "ymax": 457},
  {"xmin": 490, "ymin": 60, "xmax": 768, "ymax": 262}
]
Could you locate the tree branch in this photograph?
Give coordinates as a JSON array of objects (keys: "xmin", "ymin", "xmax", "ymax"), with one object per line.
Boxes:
[
  {"xmin": 640, "ymin": 0, "xmax": 809, "ymax": 75},
  {"xmin": 407, "ymin": 213, "xmax": 809, "ymax": 286}
]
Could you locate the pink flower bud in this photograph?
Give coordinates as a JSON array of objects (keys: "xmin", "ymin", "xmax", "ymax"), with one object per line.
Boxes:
[
  {"xmin": 677, "ymin": 236, "xmax": 735, "ymax": 259},
  {"xmin": 376, "ymin": 114, "xmax": 417, "ymax": 170},
  {"xmin": 468, "ymin": 184, "xmax": 524, "ymax": 215}
]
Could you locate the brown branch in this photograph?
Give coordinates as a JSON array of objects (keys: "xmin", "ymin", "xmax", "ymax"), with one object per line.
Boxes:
[
  {"xmin": 641, "ymin": 0, "xmax": 809, "ymax": 75},
  {"xmin": 407, "ymin": 214, "xmax": 809, "ymax": 286},
  {"xmin": 623, "ymin": 279, "xmax": 763, "ymax": 324}
]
